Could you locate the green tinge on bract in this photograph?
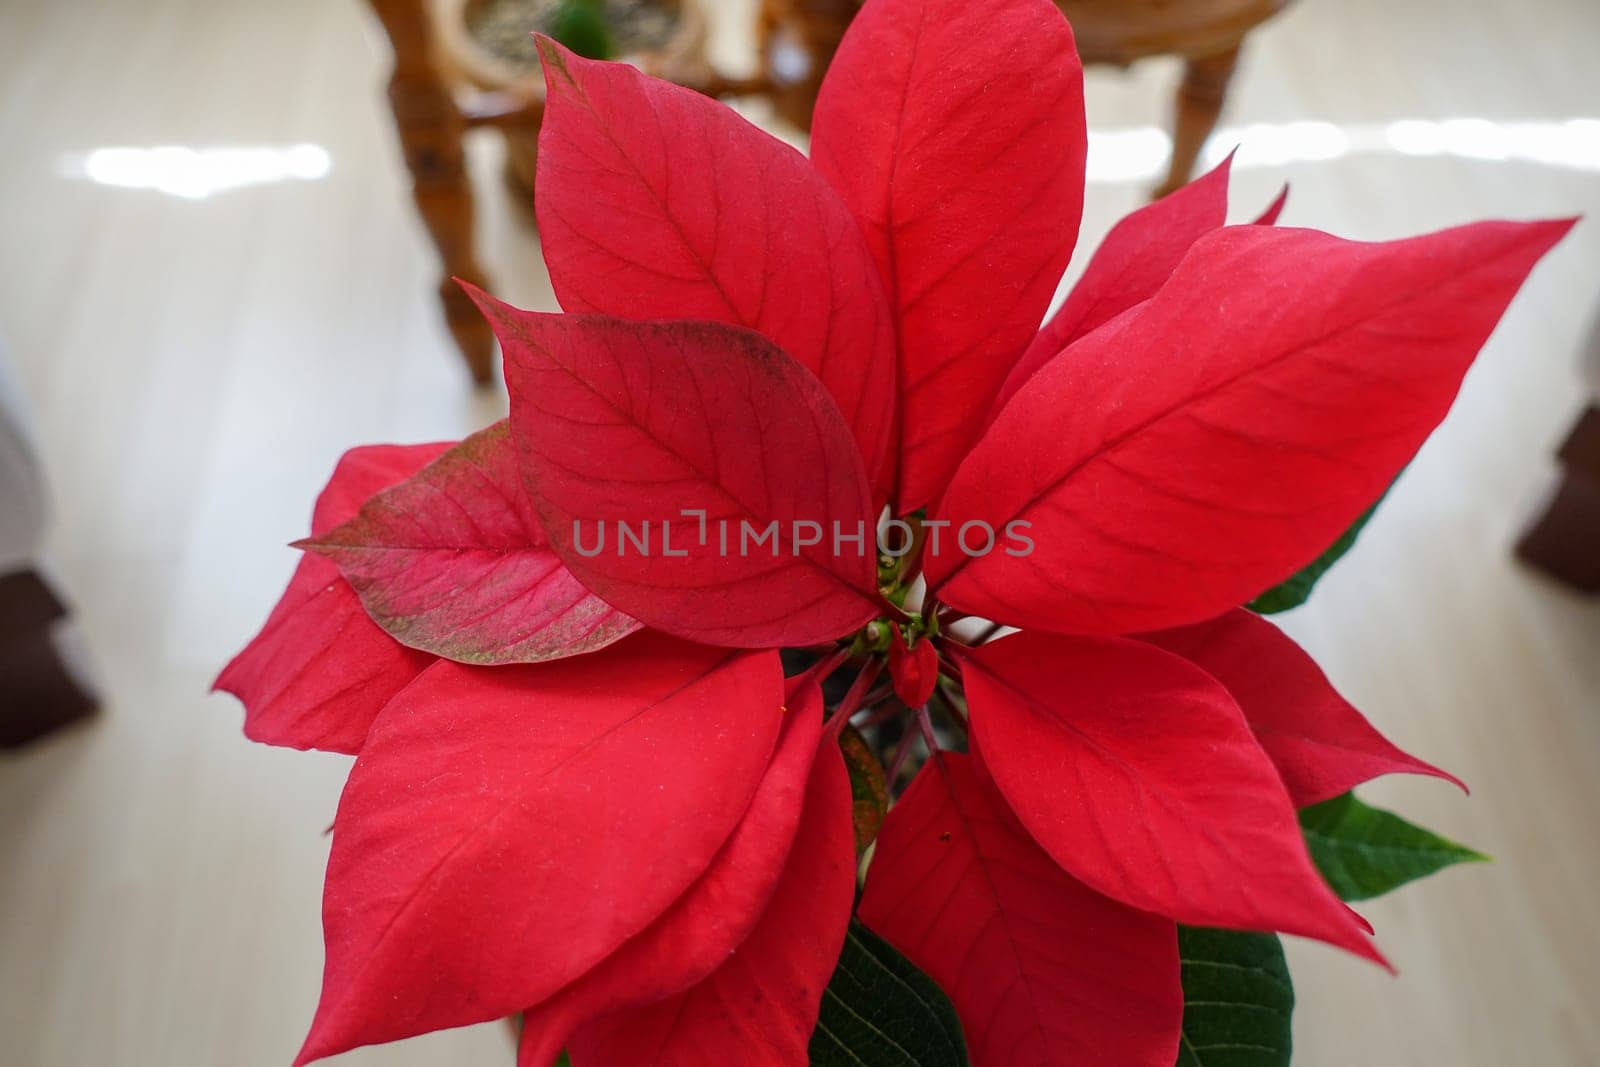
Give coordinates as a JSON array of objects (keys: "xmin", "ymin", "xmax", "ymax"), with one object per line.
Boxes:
[
  {"xmin": 839, "ymin": 726, "xmax": 889, "ymax": 858},
  {"xmin": 1301, "ymin": 792, "xmax": 1488, "ymax": 902}
]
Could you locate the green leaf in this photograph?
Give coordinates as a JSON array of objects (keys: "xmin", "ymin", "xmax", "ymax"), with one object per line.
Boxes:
[
  {"xmin": 1175, "ymin": 927, "xmax": 1294, "ymax": 1067},
  {"xmin": 1300, "ymin": 792, "xmax": 1487, "ymax": 901},
  {"xmin": 549, "ymin": 0, "xmax": 615, "ymax": 61},
  {"xmin": 839, "ymin": 725, "xmax": 888, "ymax": 856},
  {"xmin": 1248, "ymin": 493, "xmax": 1385, "ymax": 614},
  {"xmin": 810, "ymin": 921, "xmax": 969, "ymax": 1067}
]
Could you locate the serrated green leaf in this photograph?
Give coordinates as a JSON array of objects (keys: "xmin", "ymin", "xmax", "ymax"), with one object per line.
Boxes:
[
  {"xmin": 810, "ymin": 921, "xmax": 968, "ymax": 1067},
  {"xmin": 1300, "ymin": 792, "xmax": 1486, "ymax": 901},
  {"xmin": 1249, "ymin": 493, "xmax": 1385, "ymax": 614},
  {"xmin": 1175, "ymin": 927, "xmax": 1293, "ymax": 1067}
]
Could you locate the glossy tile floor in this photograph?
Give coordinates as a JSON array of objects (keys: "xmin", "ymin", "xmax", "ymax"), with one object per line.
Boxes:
[{"xmin": 1, "ymin": 0, "xmax": 1597, "ymax": 1063}]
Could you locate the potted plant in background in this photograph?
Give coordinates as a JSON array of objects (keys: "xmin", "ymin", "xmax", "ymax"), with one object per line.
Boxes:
[
  {"xmin": 433, "ymin": 0, "xmax": 708, "ymax": 190},
  {"xmin": 218, "ymin": 0, "xmax": 1569, "ymax": 1062}
]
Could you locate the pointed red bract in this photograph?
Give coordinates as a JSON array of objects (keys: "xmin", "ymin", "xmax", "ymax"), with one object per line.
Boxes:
[
  {"xmin": 215, "ymin": 442, "xmax": 449, "ymax": 753},
  {"xmin": 888, "ymin": 632, "xmax": 938, "ymax": 708},
  {"xmin": 568, "ymin": 731, "xmax": 856, "ymax": 1067},
  {"xmin": 1139, "ymin": 609, "xmax": 1465, "ymax": 807},
  {"xmin": 859, "ymin": 753, "xmax": 1182, "ymax": 1067},
  {"xmin": 961, "ymin": 632, "xmax": 1381, "ymax": 961},
  {"xmin": 301, "ymin": 421, "xmax": 639, "ymax": 665},
  {"xmin": 517, "ymin": 678, "xmax": 827, "ymax": 1066},
  {"xmin": 534, "ymin": 41, "xmax": 896, "ymax": 484},
  {"xmin": 931, "ymin": 219, "xmax": 1573, "ymax": 634},
  {"xmin": 995, "ymin": 154, "xmax": 1235, "ymax": 415},
  {"xmin": 811, "ymin": 0, "xmax": 1087, "ymax": 512},
  {"xmin": 1255, "ymin": 184, "xmax": 1291, "ymax": 225},
  {"xmin": 477, "ymin": 291, "xmax": 881, "ymax": 648},
  {"xmin": 295, "ymin": 636, "xmax": 784, "ymax": 1064}
]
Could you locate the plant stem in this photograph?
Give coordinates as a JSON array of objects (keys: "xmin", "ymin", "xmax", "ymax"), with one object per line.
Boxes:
[
  {"xmin": 827, "ymin": 659, "xmax": 883, "ymax": 738},
  {"xmin": 883, "ymin": 715, "xmax": 924, "ymax": 787}
]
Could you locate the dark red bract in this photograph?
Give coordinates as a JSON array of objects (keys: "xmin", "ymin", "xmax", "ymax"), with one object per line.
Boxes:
[{"xmin": 217, "ymin": 0, "xmax": 1568, "ymax": 1063}]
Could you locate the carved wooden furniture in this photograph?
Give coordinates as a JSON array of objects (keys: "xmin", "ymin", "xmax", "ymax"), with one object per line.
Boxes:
[
  {"xmin": 758, "ymin": 0, "xmax": 1293, "ymax": 196},
  {"xmin": 758, "ymin": 0, "xmax": 858, "ymax": 131},
  {"xmin": 367, "ymin": 0, "xmax": 1293, "ymax": 381},
  {"xmin": 365, "ymin": 0, "xmax": 731, "ymax": 383},
  {"xmin": 367, "ymin": 0, "xmax": 507, "ymax": 383}
]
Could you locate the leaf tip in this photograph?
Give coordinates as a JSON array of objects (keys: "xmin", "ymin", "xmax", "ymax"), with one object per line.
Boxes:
[
  {"xmin": 534, "ymin": 32, "xmax": 577, "ymax": 88},
  {"xmin": 451, "ymin": 275, "xmax": 494, "ymax": 310},
  {"xmin": 1254, "ymin": 183, "xmax": 1291, "ymax": 226}
]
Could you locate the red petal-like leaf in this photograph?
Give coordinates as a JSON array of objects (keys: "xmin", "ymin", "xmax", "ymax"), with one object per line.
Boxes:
[
  {"xmin": 215, "ymin": 442, "xmax": 449, "ymax": 753},
  {"xmin": 568, "ymin": 728, "xmax": 856, "ymax": 1067},
  {"xmin": 301, "ymin": 421, "xmax": 639, "ymax": 665},
  {"xmin": 931, "ymin": 219, "xmax": 1573, "ymax": 634},
  {"xmin": 295, "ymin": 636, "xmax": 784, "ymax": 1063},
  {"xmin": 961, "ymin": 632, "xmax": 1382, "ymax": 961},
  {"xmin": 887, "ymin": 632, "xmax": 937, "ymax": 708},
  {"xmin": 859, "ymin": 753, "xmax": 1182, "ymax": 1067},
  {"xmin": 517, "ymin": 678, "xmax": 827, "ymax": 1066},
  {"xmin": 477, "ymin": 292, "xmax": 881, "ymax": 648},
  {"xmin": 534, "ymin": 41, "xmax": 896, "ymax": 485},
  {"xmin": 811, "ymin": 0, "xmax": 1087, "ymax": 512},
  {"xmin": 1139, "ymin": 608, "xmax": 1465, "ymax": 807},
  {"xmin": 994, "ymin": 154, "xmax": 1235, "ymax": 415}
]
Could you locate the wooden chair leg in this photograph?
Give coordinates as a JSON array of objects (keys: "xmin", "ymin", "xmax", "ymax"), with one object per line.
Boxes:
[
  {"xmin": 0, "ymin": 570, "xmax": 98, "ymax": 749},
  {"xmin": 1155, "ymin": 44, "xmax": 1241, "ymax": 199},
  {"xmin": 1516, "ymin": 406, "xmax": 1600, "ymax": 593},
  {"xmin": 367, "ymin": 0, "xmax": 497, "ymax": 385}
]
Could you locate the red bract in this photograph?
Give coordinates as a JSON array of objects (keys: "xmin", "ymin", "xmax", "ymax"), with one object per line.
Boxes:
[
  {"xmin": 994, "ymin": 151, "xmax": 1240, "ymax": 415},
  {"xmin": 888, "ymin": 631, "xmax": 939, "ymax": 708},
  {"xmin": 859, "ymin": 754, "xmax": 1183, "ymax": 1066},
  {"xmin": 217, "ymin": 0, "xmax": 1569, "ymax": 1062},
  {"xmin": 300, "ymin": 421, "xmax": 639, "ymax": 664},
  {"xmin": 516, "ymin": 676, "xmax": 832, "ymax": 1066},
  {"xmin": 1137, "ymin": 608, "xmax": 1466, "ymax": 807},
  {"xmin": 926, "ymin": 220, "xmax": 1572, "ymax": 635},
  {"xmin": 475, "ymin": 298, "xmax": 880, "ymax": 648},
  {"xmin": 297, "ymin": 636, "xmax": 786, "ymax": 1063},
  {"xmin": 532, "ymin": 38, "xmax": 896, "ymax": 487},
  {"xmin": 562, "ymin": 721, "xmax": 856, "ymax": 1067}
]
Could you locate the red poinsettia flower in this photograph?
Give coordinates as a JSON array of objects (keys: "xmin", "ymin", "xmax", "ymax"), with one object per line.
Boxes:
[{"xmin": 218, "ymin": 0, "xmax": 1569, "ymax": 1063}]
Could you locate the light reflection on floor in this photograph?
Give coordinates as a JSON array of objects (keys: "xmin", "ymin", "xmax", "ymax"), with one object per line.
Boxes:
[
  {"xmin": 62, "ymin": 143, "xmax": 332, "ymax": 199},
  {"xmin": 56, "ymin": 118, "xmax": 1600, "ymax": 201},
  {"xmin": 1089, "ymin": 116, "xmax": 1600, "ymax": 183}
]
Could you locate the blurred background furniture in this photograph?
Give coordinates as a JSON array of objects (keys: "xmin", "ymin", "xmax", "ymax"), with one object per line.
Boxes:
[
  {"xmin": 365, "ymin": 0, "xmax": 516, "ymax": 384},
  {"xmin": 368, "ymin": 0, "xmax": 752, "ymax": 383},
  {"xmin": 0, "ymin": 342, "xmax": 97, "ymax": 748},
  {"xmin": 759, "ymin": 0, "xmax": 1293, "ymax": 196},
  {"xmin": 1517, "ymin": 306, "xmax": 1600, "ymax": 592},
  {"xmin": 373, "ymin": 0, "xmax": 1294, "ymax": 382}
]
